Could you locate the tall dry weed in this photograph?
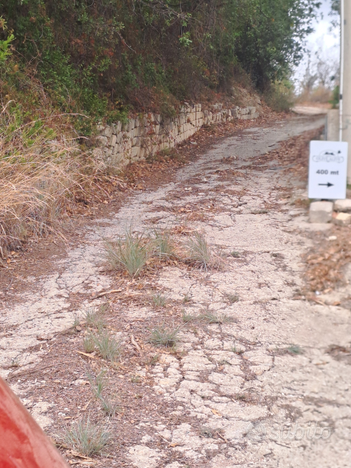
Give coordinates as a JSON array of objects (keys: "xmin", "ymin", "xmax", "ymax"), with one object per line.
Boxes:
[{"xmin": 0, "ymin": 104, "xmax": 107, "ymax": 259}]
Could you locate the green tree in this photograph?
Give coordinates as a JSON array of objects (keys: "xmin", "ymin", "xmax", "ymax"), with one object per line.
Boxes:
[{"xmin": 0, "ymin": 16, "xmax": 14, "ymax": 65}]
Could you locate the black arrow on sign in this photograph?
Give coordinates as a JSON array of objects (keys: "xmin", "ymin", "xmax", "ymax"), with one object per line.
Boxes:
[{"xmin": 318, "ymin": 182, "xmax": 334, "ymax": 187}]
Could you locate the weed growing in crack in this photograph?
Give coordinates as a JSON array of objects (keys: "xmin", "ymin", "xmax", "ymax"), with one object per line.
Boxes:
[
  {"xmin": 64, "ymin": 417, "xmax": 110, "ymax": 456},
  {"xmin": 83, "ymin": 333, "xmax": 96, "ymax": 353},
  {"xmin": 88, "ymin": 370, "xmax": 107, "ymax": 399},
  {"xmin": 148, "ymin": 325, "xmax": 179, "ymax": 348},
  {"xmin": 85, "ymin": 306, "xmax": 106, "ymax": 331},
  {"xmin": 152, "ymin": 293, "xmax": 167, "ymax": 308},
  {"xmin": 197, "ymin": 306, "xmax": 234, "ymax": 324},
  {"xmin": 286, "ymin": 344, "xmax": 304, "ymax": 355},
  {"xmin": 152, "ymin": 229, "xmax": 175, "ymax": 259},
  {"xmin": 224, "ymin": 293, "xmax": 239, "ymax": 304},
  {"xmin": 198, "ymin": 310, "xmax": 220, "ymax": 323},
  {"xmin": 230, "ymin": 251, "xmax": 241, "ymax": 258},
  {"xmin": 200, "ymin": 426, "xmax": 215, "ymax": 438},
  {"xmin": 94, "ymin": 331, "xmax": 121, "ymax": 362},
  {"xmin": 105, "ymin": 229, "xmax": 149, "ymax": 277},
  {"xmin": 88, "ymin": 371, "xmax": 118, "ymax": 417},
  {"xmin": 182, "ymin": 311, "xmax": 197, "ymax": 323},
  {"xmin": 99, "ymin": 396, "xmax": 118, "ymax": 417},
  {"xmin": 186, "ymin": 232, "xmax": 212, "ymax": 269}
]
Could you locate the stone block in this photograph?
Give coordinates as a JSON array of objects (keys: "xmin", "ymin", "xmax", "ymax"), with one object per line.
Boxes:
[
  {"xmin": 309, "ymin": 201, "xmax": 333, "ymax": 223},
  {"xmin": 334, "ymin": 199, "xmax": 351, "ymax": 213},
  {"xmin": 110, "ymin": 134, "xmax": 117, "ymax": 146},
  {"xmin": 332, "ymin": 212, "xmax": 351, "ymax": 226},
  {"xmin": 103, "ymin": 126, "xmax": 113, "ymax": 138},
  {"xmin": 131, "ymin": 146, "xmax": 141, "ymax": 159},
  {"xmin": 132, "ymin": 126, "xmax": 141, "ymax": 138}
]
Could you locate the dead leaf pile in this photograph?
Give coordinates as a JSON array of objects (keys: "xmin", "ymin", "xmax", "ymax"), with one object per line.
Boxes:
[{"xmin": 304, "ymin": 228, "xmax": 351, "ymax": 294}]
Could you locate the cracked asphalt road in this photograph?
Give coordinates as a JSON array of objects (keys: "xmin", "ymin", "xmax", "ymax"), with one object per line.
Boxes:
[{"xmin": 2, "ymin": 115, "xmax": 351, "ymax": 467}]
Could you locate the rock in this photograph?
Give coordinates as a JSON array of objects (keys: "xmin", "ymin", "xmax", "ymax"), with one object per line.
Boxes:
[
  {"xmin": 128, "ymin": 445, "xmax": 162, "ymax": 468},
  {"xmin": 334, "ymin": 199, "xmax": 351, "ymax": 213},
  {"xmin": 332, "ymin": 212, "xmax": 351, "ymax": 226},
  {"xmin": 309, "ymin": 201, "xmax": 333, "ymax": 223}
]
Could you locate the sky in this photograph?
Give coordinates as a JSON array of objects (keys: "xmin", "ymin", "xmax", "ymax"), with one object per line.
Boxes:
[{"xmin": 293, "ymin": 0, "xmax": 340, "ymax": 89}]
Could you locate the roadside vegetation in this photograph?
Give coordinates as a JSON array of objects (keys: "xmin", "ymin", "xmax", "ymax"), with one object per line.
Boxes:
[{"xmin": 0, "ymin": 1, "xmax": 322, "ymax": 256}]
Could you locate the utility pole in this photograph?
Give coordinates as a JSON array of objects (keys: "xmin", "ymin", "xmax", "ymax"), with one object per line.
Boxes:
[{"xmin": 340, "ymin": 0, "xmax": 351, "ymax": 182}]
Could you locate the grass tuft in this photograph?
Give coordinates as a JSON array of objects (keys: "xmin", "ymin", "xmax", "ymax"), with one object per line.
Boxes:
[
  {"xmin": 64, "ymin": 417, "xmax": 110, "ymax": 456},
  {"xmin": 105, "ymin": 229, "xmax": 149, "ymax": 277},
  {"xmin": 88, "ymin": 370, "xmax": 107, "ymax": 399},
  {"xmin": 85, "ymin": 306, "xmax": 106, "ymax": 331},
  {"xmin": 197, "ymin": 306, "xmax": 235, "ymax": 324},
  {"xmin": 286, "ymin": 344, "xmax": 304, "ymax": 355},
  {"xmin": 99, "ymin": 396, "xmax": 118, "ymax": 417},
  {"xmin": 148, "ymin": 325, "xmax": 179, "ymax": 348},
  {"xmin": 152, "ymin": 293, "xmax": 167, "ymax": 308},
  {"xmin": 224, "ymin": 293, "xmax": 239, "ymax": 304},
  {"xmin": 83, "ymin": 333, "xmax": 96, "ymax": 353},
  {"xmin": 186, "ymin": 232, "xmax": 212, "ymax": 269},
  {"xmin": 94, "ymin": 331, "xmax": 121, "ymax": 361},
  {"xmin": 152, "ymin": 229, "xmax": 175, "ymax": 259},
  {"xmin": 182, "ymin": 311, "xmax": 197, "ymax": 323},
  {"xmin": 230, "ymin": 251, "xmax": 241, "ymax": 258}
]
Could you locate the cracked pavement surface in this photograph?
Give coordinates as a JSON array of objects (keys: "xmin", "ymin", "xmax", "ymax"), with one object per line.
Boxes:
[{"xmin": 2, "ymin": 115, "xmax": 351, "ymax": 467}]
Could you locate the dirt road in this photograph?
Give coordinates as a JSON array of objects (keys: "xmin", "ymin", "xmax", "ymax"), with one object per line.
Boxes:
[{"xmin": 2, "ymin": 115, "xmax": 351, "ymax": 467}]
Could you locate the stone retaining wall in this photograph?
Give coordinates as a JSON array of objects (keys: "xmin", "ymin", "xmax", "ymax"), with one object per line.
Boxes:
[{"xmin": 96, "ymin": 102, "xmax": 260, "ymax": 171}]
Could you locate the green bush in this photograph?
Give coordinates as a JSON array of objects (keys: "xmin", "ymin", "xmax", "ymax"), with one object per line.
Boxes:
[
  {"xmin": 0, "ymin": 0, "xmax": 320, "ymax": 124},
  {"xmin": 0, "ymin": 17, "xmax": 14, "ymax": 66},
  {"xmin": 264, "ymin": 80, "xmax": 294, "ymax": 113}
]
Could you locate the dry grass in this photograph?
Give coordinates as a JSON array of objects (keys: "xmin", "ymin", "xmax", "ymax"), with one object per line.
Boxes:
[
  {"xmin": 0, "ymin": 105, "xmax": 110, "ymax": 260},
  {"xmin": 186, "ymin": 232, "xmax": 212, "ymax": 269}
]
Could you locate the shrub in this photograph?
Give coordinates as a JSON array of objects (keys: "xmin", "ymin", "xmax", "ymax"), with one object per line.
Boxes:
[{"xmin": 264, "ymin": 80, "xmax": 294, "ymax": 112}]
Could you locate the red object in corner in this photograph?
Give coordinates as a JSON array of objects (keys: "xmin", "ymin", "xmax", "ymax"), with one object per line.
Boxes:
[{"xmin": 0, "ymin": 377, "xmax": 68, "ymax": 468}]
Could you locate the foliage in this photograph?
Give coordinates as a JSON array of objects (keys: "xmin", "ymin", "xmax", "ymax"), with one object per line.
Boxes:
[
  {"xmin": 331, "ymin": 0, "xmax": 340, "ymax": 13},
  {"xmin": 0, "ymin": 0, "xmax": 321, "ymax": 123},
  {"xmin": 330, "ymin": 85, "xmax": 340, "ymax": 108},
  {"xmin": 263, "ymin": 80, "xmax": 294, "ymax": 112},
  {"xmin": 0, "ymin": 17, "xmax": 14, "ymax": 65}
]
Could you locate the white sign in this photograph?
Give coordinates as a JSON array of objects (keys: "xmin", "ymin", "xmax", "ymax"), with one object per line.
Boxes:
[{"xmin": 308, "ymin": 141, "xmax": 348, "ymax": 199}]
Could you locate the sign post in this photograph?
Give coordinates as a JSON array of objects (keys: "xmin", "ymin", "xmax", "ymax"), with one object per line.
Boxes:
[{"xmin": 308, "ymin": 141, "xmax": 348, "ymax": 200}]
